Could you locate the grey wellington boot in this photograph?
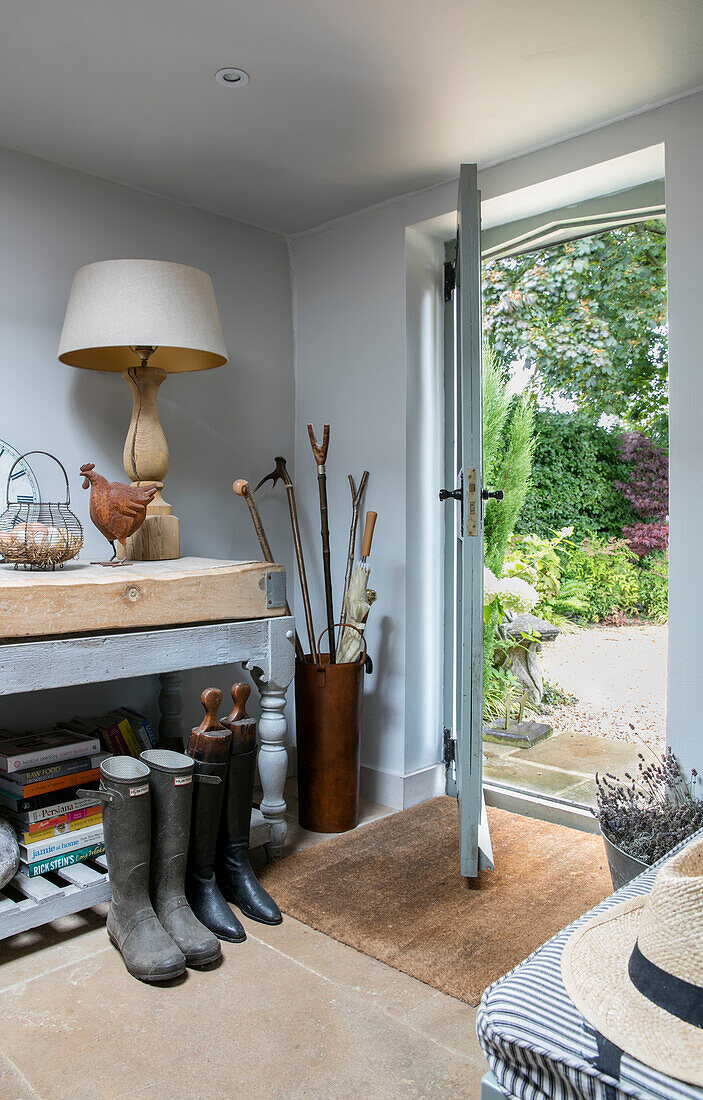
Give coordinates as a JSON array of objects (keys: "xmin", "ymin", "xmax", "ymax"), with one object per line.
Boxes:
[
  {"xmin": 140, "ymin": 750, "xmax": 221, "ymax": 967},
  {"xmin": 78, "ymin": 758, "xmax": 186, "ymax": 983},
  {"xmin": 186, "ymin": 760, "xmax": 246, "ymax": 943}
]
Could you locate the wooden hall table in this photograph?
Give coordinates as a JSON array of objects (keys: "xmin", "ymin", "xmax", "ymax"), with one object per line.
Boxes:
[{"xmin": 0, "ymin": 557, "xmax": 296, "ymax": 939}]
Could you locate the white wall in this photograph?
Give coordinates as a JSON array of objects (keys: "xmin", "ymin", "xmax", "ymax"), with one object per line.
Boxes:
[
  {"xmin": 0, "ymin": 144, "xmax": 294, "ymax": 736},
  {"xmin": 289, "ymin": 204, "xmax": 408, "ymax": 795},
  {"xmin": 291, "ymin": 89, "xmax": 703, "ymax": 803},
  {"xmin": 403, "ymin": 228, "xmax": 445, "ymax": 795}
]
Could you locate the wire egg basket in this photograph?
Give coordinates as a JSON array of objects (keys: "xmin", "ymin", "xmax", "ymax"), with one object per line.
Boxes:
[{"xmin": 0, "ymin": 451, "xmax": 83, "ymax": 570}]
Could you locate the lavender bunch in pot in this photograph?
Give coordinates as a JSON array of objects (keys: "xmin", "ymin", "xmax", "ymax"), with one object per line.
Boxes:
[{"xmin": 595, "ymin": 746, "xmax": 703, "ymax": 890}]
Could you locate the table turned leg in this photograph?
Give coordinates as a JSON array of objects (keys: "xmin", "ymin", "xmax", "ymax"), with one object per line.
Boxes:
[
  {"xmin": 158, "ymin": 670, "xmax": 185, "ymax": 749},
  {"xmin": 248, "ymin": 617, "xmax": 296, "ymax": 861},
  {"xmin": 254, "ymin": 674, "xmax": 290, "ymax": 860}
]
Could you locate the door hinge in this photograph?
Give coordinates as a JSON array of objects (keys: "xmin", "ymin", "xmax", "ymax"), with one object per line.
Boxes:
[
  {"xmin": 443, "ymin": 727, "xmax": 456, "ymax": 766},
  {"xmin": 443, "ymin": 260, "xmax": 456, "ymax": 302}
]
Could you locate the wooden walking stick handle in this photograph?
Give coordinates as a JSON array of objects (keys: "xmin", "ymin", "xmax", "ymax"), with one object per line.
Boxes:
[
  {"xmin": 233, "ymin": 480, "xmax": 273, "ymax": 562},
  {"xmin": 308, "ymin": 423, "xmax": 336, "ymax": 663},
  {"xmin": 233, "ymin": 479, "xmax": 306, "ymax": 663},
  {"xmin": 307, "ymin": 424, "xmax": 330, "ymax": 466},
  {"xmin": 361, "ymin": 511, "xmax": 377, "ymax": 558}
]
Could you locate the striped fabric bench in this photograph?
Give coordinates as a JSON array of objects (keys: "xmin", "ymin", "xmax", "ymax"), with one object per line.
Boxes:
[{"xmin": 477, "ymin": 828, "xmax": 703, "ymax": 1100}]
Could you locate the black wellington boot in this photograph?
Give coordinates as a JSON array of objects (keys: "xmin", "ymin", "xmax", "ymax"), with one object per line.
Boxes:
[
  {"xmin": 186, "ymin": 759, "xmax": 246, "ymax": 942},
  {"xmin": 140, "ymin": 749, "xmax": 221, "ymax": 967},
  {"xmin": 217, "ymin": 747, "xmax": 282, "ymax": 925},
  {"xmin": 78, "ymin": 758, "xmax": 186, "ymax": 983},
  {"xmin": 185, "ymin": 687, "xmax": 245, "ymax": 942}
]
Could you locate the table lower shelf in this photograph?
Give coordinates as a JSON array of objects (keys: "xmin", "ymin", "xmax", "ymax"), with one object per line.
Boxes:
[{"xmin": 0, "ymin": 808, "xmax": 269, "ymax": 941}]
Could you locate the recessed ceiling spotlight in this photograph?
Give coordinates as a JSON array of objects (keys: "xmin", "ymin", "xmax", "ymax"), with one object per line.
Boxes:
[{"xmin": 214, "ymin": 67, "xmax": 250, "ymax": 88}]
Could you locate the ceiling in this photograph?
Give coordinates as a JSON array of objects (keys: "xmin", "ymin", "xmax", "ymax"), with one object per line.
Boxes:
[{"xmin": 2, "ymin": 1, "xmax": 703, "ymax": 235}]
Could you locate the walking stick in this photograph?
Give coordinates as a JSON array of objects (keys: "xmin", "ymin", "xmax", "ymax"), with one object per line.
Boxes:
[
  {"xmin": 339, "ymin": 471, "xmax": 369, "ymax": 628},
  {"xmin": 307, "ymin": 424, "xmax": 336, "ymax": 664},
  {"xmin": 233, "ymin": 479, "xmax": 305, "ymax": 663},
  {"xmin": 255, "ymin": 457, "xmax": 318, "ymax": 662}
]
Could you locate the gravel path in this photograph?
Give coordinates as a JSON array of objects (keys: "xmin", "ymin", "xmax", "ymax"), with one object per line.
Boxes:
[{"xmin": 539, "ymin": 623, "xmax": 667, "ymax": 752}]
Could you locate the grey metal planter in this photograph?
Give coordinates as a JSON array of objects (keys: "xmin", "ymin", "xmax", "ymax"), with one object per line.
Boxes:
[{"xmin": 601, "ymin": 830, "xmax": 649, "ymax": 890}]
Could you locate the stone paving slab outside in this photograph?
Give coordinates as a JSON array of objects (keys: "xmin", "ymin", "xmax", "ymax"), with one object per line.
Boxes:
[{"xmin": 483, "ymin": 730, "xmax": 645, "ymax": 808}]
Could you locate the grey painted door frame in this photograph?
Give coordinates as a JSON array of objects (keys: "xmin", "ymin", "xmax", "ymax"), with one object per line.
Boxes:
[{"xmin": 443, "ymin": 164, "xmax": 494, "ymax": 877}]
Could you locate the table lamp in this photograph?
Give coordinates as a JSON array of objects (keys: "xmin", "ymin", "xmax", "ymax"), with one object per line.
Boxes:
[{"xmin": 58, "ymin": 259, "xmax": 228, "ymax": 560}]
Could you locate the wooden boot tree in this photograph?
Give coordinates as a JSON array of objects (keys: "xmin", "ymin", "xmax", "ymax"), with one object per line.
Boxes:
[
  {"xmin": 187, "ymin": 688, "xmax": 232, "ymax": 763},
  {"xmin": 220, "ymin": 683, "xmax": 257, "ymax": 754}
]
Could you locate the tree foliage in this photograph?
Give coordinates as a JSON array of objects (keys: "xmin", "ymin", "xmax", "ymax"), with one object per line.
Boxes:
[
  {"xmin": 482, "ymin": 344, "xmax": 536, "ymax": 719},
  {"xmin": 483, "ymin": 345, "xmax": 535, "ymax": 574},
  {"xmin": 482, "ymin": 221, "xmax": 668, "ymax": 439}
]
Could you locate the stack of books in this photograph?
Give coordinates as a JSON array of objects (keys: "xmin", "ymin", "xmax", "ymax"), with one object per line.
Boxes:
[
  {"xmin": 0, "ymin": 728, "xmax": 106, "ymax": 878},
  {"xmin": 61, "ymin": 708, "xmax": 157, "ymax": 759},
  {"xmin": 0, "ymin": 708, "xmax": 157, "ymax": 879}
]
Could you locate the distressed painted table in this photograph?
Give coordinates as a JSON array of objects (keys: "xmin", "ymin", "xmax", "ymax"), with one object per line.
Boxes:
[{"xmin": 0, "ymin": 557, "xmax": 296, "ymax": 938}]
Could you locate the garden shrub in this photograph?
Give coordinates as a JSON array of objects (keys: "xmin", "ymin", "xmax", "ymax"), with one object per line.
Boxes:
[
  {"xmin": 503, "ymin": 528, "xmax": 590, "ymax": 626},
  {"xmin": 505, "ymin": 529, "xmax": 668, "ymax": 624},
  {"xmin": 636, "ymin": 553, "xmax": 669, "ymax": 623},
  {"xmin": 616, "ymin": 431, "xmax": 669, "ymax": 557},
  {"xmin": 516, "ymin": 411, "xmax": 637, "ymax": 540},
  {"xmin": 559, "ymin": 537, "xmax": 640, "ymax": 622}
]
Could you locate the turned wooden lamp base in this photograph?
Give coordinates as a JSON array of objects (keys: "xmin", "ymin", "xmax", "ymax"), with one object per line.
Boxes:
[
  {"xmin": 124, "ymin": 514, "xmax": 180, "ymax": 561},
  {"xmin": 121, "ymin": 355, "xmax": 181, "ymax": 562}
]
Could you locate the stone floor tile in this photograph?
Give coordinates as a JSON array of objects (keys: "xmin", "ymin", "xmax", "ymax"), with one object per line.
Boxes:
[
  {"xmin": 0, "ymin": 1049, "xmax": 40, "ymax": 1099},
  {"xmin": 403, "ymin": 990, "xmax": 485, "ymax": 1065},
  {"xmin": 0, "ymin": 906, "xmax": 109, "ymax": 994},
  {"xmin": 0, "ymin": 931, "xmax": 483, "ymax": 1100},
  {"xmin": 245, "ymin": 914, "xmax": 439, "ymax": 1020}
]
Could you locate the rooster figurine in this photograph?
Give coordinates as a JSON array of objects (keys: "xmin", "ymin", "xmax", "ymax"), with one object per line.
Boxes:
[{"xmin": 80, "ymin": 464, "xmax": 159, "ymax": 565}]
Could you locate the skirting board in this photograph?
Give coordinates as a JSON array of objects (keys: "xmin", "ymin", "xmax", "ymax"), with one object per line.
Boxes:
[{"xmin": 359, "ymin": 763, "xmax": 446, "ymax": 810}]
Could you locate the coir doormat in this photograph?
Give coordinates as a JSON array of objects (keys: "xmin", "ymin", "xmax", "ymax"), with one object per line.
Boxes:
[{"xmin": 259, "ymin": 797, "xmax": 612, "ymax": 1004}]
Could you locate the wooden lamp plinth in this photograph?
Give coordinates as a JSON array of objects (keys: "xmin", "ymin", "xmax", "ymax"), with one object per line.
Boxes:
[
  {"xmin": 124, "ymin": 513, "xmax": 180, "ymax": 561},
  {"xmin": 121, "ymin": 357, "xmax": 180, "ymax": 561}
]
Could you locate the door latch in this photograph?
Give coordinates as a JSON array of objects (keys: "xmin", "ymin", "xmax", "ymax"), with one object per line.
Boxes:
[{"xmin": 466, "ymin": 468, "xmax": 478, "ymax": 536}]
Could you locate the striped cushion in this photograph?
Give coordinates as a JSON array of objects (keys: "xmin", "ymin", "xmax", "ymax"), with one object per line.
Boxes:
[{"xmin": 477, "ymin": 829, "xmax": 703, "ymax": 1100}]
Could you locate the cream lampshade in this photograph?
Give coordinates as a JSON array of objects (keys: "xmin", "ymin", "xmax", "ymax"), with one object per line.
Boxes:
[{"xmin": 58, "ymin": 259, "xmax": 228, "ymax": 560}]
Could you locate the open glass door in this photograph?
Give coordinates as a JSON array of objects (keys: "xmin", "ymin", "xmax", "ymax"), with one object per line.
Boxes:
[{"xmin": 442, "ymin": 164, "xmax": 494, "ymax": 877}]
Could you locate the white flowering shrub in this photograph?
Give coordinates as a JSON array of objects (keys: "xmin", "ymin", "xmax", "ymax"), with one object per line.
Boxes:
[
  {"xmin": 483, "ymin": 567, "xmax": 539, "ymax": 615},
  {"xmin": 498, "ymin": 576, "xmax": 540, "ymax": 614},
  {"xmin": 483, "ymin": 567, "xmax": 502, "ymax": 605}
]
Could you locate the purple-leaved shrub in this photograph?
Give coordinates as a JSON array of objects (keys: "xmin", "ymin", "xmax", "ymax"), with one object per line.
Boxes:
[{"xmin": 616, "ymin": 431, "xmax": 669, "ymax": 557}]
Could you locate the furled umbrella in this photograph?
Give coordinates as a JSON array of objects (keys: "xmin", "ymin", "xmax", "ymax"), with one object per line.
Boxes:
[
  {"xmin": 337, "ymin": 570, "xmax": 376, "ymax": 662},
  {"xmin": 337, "ymin": 511, "xmax": 377, "ymax": 663}
]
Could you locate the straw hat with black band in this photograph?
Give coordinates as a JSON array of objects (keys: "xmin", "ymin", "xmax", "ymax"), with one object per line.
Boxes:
[{"xmin": 562, "ymin": 837, "xmax": 703, "ymax": 1087}]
